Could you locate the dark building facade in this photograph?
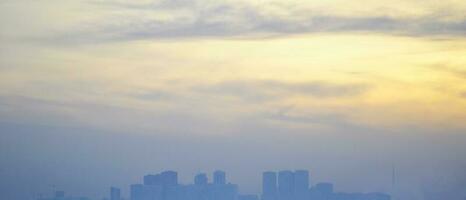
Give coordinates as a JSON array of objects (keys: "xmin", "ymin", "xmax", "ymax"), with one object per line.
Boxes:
[
  {"xmin": 262, "ymin": 171, "xmax": 277, "ymax": 200},
  {"xmin": 278, "ymin": 170, "xmax": 294, "ymax": 200},
  {"xmin": 110, "ymin": 187, "xmax": 121, "ymax": 200},
  {"xmin": 214, "ymin": 170, "xmax": 226, "ymax": 185}
]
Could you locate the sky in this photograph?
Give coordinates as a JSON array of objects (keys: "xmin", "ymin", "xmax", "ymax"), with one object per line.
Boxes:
[{"xmin": 1, "ymin": 0, "xmax": 466, "ymax": 200}]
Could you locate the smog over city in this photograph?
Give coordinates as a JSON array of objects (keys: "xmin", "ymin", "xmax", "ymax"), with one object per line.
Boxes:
[{"xmin": 1, "ymin": 1, "xmax": 466, "ymax": 200}]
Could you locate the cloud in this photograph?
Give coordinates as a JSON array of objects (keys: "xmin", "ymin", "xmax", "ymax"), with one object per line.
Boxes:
[
  {"xmin": 461, "ymin": 91, "xmax": 466, "ymax": 99},
  {"xmin": 265, "ymin": 106, "xmax": 356, "ymax": 128},
  {"xmin": 29, "ymin": 0, "xmax": 466, "ymax": 44},
  {"xmin": 193, "ymin": 80, "xmax": 369, "ymax": 102},
  {"xmin": 428, "ymin": 64, "xmax": 466, "ymax": 79},
  {"xmin": 131, "ymin": 89, "xmax": 179, "ymax": 101}
]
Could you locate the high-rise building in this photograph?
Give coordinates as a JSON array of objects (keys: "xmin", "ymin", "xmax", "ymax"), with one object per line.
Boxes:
[
  {"xmin": 142, "ymin": 185, "xmax": 164, "ymax": 200},
  {"xmin": 144, "ymin": 174, "xmax": 161, "ymax": 185},
  {"xmin": 161, "ymin": 171, "xmax": 178, "ymax": 186},
  {"xmin": 194, "ymin": 173, "xmax": 208, "ymax": 185},
  {"xmin": 214, "ymin": 170, "xmax": 226, "ymax": 185},
  {"xmin": 130, "ymin": 184, "xmax": 144, "ymax": 200},
  {"xmin": 110, "ymin": 187, "xmax": 121, "ymax": 200},
  {"xmin": 293, "ymin": 170, "xmax": 309, "ymax": 200},
  {"xmin": 278, "ymin": 171, "xmax": 294, "ymax": 200},
  {"xmin": 262, "ymin": 171, "xmax": 277, "ymax": 200}
]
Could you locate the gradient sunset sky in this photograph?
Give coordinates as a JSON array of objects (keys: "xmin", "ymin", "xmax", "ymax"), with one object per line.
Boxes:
[{"xmin": 1, "ymin": 1, "xmax": 466, "ymax": 200}]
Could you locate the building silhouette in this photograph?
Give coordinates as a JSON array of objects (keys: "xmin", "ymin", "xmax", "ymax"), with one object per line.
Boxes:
[
  {"xmin": 110, "ymin": 187, "xmax": 121, "ymax": 200},
  {"xmin": 194, "ymin": 173, "xmax": 208, "ymax": 186},
  {"xmin": 278, "ymin": 170, "xmax": 294, "ymax": 200},
  {"xmin": 214, "ymin": 170, "xmax": 226, "ymax": 185},
  {"xmin": 36, "ymin": 170, "xmax": 391, "ymax": 200},
  {"xmin": 262, "ymin": 171, "xmax": 277, "ymax": 200},
  {"xmin": 161, "ymin": 171, "xmax": 178, "ymax": 186},
  {"xmin": 293, "ymin": 170, "xmax": 309, "ymax": 200}
]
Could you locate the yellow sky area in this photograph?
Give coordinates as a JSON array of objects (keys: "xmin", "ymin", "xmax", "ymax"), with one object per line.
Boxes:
[{"xmin": 1, "ymin": 33, "xmax": 465, "ymax": 130}]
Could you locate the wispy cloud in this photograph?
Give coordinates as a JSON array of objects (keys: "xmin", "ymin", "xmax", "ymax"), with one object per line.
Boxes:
[
  {"xmin": 265, "ymin": 106, "xmax": 355, "ymax": 128},
  {"xmin": 31, "ymin": 0, "xmax": 466, "ymax": 44},
  {"xmin": 193, "ymin": 80, "xmax": 369, "ymax": 102},
  {"xmin": 461, "ymin": 91, "xmax": 466, "ymax": 99},
  {"xmin": 131, "ymin": 90, "xmax": 179, "ymax": 101},
  {"xmin": 428, "ymin": 64, "xmax": 466, "ymax": 79}
]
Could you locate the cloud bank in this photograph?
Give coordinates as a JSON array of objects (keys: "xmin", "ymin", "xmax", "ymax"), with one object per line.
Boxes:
[{"xmin": 3, "ymin": 0, "xmax": 466, "ymax": 44}]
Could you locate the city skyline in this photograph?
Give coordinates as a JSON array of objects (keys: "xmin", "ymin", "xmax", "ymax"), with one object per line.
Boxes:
[
  {"xmin": 36, "ymin": 170, "xmax": 391, "ymax": 200},
  {"xmin": 1, "ymin": 1, "xmax": 466, "ymax": 200}
]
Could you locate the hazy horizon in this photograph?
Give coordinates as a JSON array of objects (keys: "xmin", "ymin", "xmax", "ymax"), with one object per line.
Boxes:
[{"xmin": 1, "ymin": 1, "xmax": 466, "ymax": 200}]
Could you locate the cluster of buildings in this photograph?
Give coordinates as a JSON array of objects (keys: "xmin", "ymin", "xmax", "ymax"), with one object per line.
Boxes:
[
  {"xmin": 121, "ymin": 170, "xmax": 390, "ymax": 200},
  {"xmin": 126, "ymin": 171, "xmax": 238, "ymax": 200},
  {"xmin": 261, "ymin": 170, "xmax": 390, "ymax": 200},
  {"xmin": 37, "ymin": 170, "xmax": 391, "ymax": 200}
]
